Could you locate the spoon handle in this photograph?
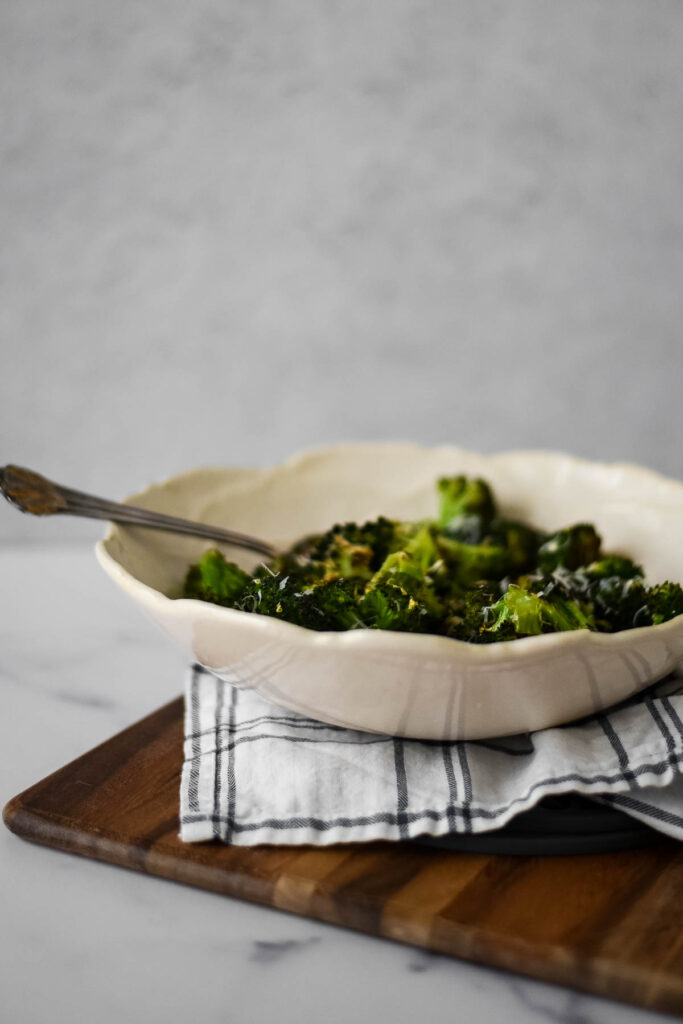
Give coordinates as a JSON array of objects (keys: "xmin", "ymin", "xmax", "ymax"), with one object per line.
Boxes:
[{"xmin": 0, "ymin": 465, "xmax": 276, "ymax": 559}]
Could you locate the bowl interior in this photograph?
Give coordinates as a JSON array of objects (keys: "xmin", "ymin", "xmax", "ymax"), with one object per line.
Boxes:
[{"xmin": 101, "ymin": 444, "xmax": 683, "ymax": 602}]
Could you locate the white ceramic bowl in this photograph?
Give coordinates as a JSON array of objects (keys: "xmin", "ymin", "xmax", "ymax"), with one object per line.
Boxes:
[{"xmin": 96, "ymin": 444, "xmax": 683, "ymax": 739}]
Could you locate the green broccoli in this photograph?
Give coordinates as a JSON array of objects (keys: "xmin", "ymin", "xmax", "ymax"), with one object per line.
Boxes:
[
  {"xmin": 437, "ymin": 476, "xmax": 496, "ymax": 532},
  {"xmin": 436, "ymin": 512, "xmax": 539, "ymax": 587},
  {"xmin": 236, "ymin": 569, "xmax": 300, "ymax": 620},
  {"xmin": 368, "ymin": 526, "xmax": 440, "ymax": 583},
  {"xmin": 435, "ymin": 534, "xmax": 509, "ymax": 589},
  {"xmin": 183, "ymin": 549, "xmax": 250, "ymax": 607},
  {"xmin": 584, "ymin": 556, "xmax": 644, "ymax": 581},
  {"xmin": 367, "ymin": 545, "xmax": 444, "ymax": 619},
  {"xmin": 321, "ymin": 534, "xmax": 375, "ymax": 581},
  {"xmin": 537, "ymin": 524, "xmax": 602, "ymax": 572},
  {"xmin": 489, "ymin": 519, "xmax": 541, "ymax": 574},
  {"xmin": 238, "ymin": 571, "xmax": 362, "ymax": 631},
  {"xmin": 300, "ymin": 578, "xmax": 365, "ymax": 630},
  {"xmin": 589, "ymin": 576, "xmax": 650, "ymax": 631},
  {"xmin": 481, "ymin": 583, "xmax": 595, "ymax": 639},
  {"xmin": 520, "ymin": 557, "xmax": 642, "ymax": 601},
  {"xmin": 443, "ymin": 584, "xmax": 501, "ymax": 642},
  {"xmin": 368, "ymin": 550, "xmax": 425, "ymax": 589},
  {"xmin": 647, "ymin": 582, "xmax": 683, "ymax": 625},
  {"xmin": 359, "ymin": 581, "xmax": 439, "ymax": 633},
  {"xmin": 311, "ymin": 517, "xmax": 398, "ymax": 572},
  {"xmin": 404, "ymin": 524, "xmax": 441, "ymax": 572},
  {"xmin": 441, "ymin": 513, "xmax": 488, "ymax": 545}
]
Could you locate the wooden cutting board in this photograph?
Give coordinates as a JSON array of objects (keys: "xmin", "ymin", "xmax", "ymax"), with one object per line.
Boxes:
[{"xmin": 4, "ymin": 697, "xmax": 683, "ymax": 1017}]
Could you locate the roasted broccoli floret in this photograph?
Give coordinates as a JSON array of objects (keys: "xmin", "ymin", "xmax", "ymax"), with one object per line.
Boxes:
[
  {"xmin": 589, "ymin": 576, "xmax": 650, "ymax": 631},
  {"xmin": 521, "ymin": 557, "xmax": 642, "ymax": 600},
  {"xmin": 437, "ymin": 476, "xmax": 496, "ymax": 532},
  {"xmin": 367, "ymin": 541, "xmax": 444, "ymax": 619},
  {"xmin": 272, "ymin": 516, "xmax": 402, "ymax": 584},
  {"xmin": 238, "ymin": 571, "xmax": 362, "ymax": 631},
  {"xmin": 443, "ymin": 584, "xmax": 501, "ymax": 642},
  {"xmin": 436, "ymin": 535, "xmax": 509, "ymax": 589},
  {"xmin": 481, "ymin": 583, "xmax": 595, "ymax": 639},
  {"xmin": 404, "ymin": 524, "xmax": 441, "ymax": 572},
  {"xmin": 236, "ymin": 569, "xmax": 301, "ymax": 620},
  {"xmin": 537, "ymin": 524, "xmax": 602, "ymax": 573},
  {"xmin": 369, "ymin": 526, "xmax": 440, "ymax": 583},
  {"xmin": 436, "ymin": 512, "xmax": 539, "ymax": 588},
  {"xmin": 183, "ymin": 549, "xmax": 250, "ymax": 607},
  {"xmin": 368, "ymin": 549, "xmax": 417, "ymax": 585},
  {"xmin": 359, "ymin": 581, "xmax": 438, "ymax": 633},
  {"xmin": 489, "ymin": 519, "xmax": 541, "ymax": 574},
  {"xmin": 583, "ymin": 556, "xmax": 644, "ymax": 581},
  {"xmin": 311, "ymin": 517, "xmax": 398, "ymax": 572},
  {"xmin": 301, "ymin": 578, "xmax": 365, "ymax": 630},
  {"xmin": 321, "ymin": 534, "xmax": 375, "ymax": 581},
  {"xmin": 647, "ymin": 582, "xmax": 683, "ymax": 625},
  {"xmin": 441, "ymin": 513, "xmax": 488, "ymax": 545}
]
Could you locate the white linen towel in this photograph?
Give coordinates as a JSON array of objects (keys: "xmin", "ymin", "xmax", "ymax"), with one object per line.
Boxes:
[{"xmin": 180, "ymin": 664, "xmax": 683, "ymax": 845}]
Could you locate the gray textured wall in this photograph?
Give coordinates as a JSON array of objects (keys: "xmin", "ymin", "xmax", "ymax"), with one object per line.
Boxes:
[{"xmin": 2, "ymin": 0, "xmax": 683, "ymax": 542}]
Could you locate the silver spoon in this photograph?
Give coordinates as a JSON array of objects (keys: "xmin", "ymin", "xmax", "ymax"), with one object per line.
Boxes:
[{"xmin": 0, "ymin": 464, "xmax": 277, "ymax": 559}]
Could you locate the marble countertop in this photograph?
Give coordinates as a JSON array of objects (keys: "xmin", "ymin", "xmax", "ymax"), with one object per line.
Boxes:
[{"xmin": 0, "ymin": 543, "xmax": 674, "ymax": 1024}]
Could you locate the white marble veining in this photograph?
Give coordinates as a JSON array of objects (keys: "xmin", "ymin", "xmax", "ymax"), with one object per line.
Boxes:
[{"xmin": 0, "ymin": 543, "xmax": 675, "ymax": 1023}]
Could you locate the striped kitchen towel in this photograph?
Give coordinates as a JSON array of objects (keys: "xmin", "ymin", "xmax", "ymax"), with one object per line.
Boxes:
[{"xmin": 180, "ymin": 664, "xmax": 683, "ymax": 845}]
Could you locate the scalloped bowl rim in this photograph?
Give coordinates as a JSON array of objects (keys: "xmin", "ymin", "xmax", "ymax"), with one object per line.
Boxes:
[{"xmin": 95, "ymin": 441, "xmax": 683, "ymax": 659}]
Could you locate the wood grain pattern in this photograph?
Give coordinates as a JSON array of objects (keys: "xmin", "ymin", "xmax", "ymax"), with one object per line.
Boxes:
[{"xmin": 4, "ymin": 698, "xmax": 683, "ymax": 1017}]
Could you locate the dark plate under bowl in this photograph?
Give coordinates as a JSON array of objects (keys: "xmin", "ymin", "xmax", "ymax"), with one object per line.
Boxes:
[{"xmin": 414, "ymin": 795, "xmax": 661, "ymax": 856}]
